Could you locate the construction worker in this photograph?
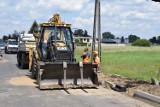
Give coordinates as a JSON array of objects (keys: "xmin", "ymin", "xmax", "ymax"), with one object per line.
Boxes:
[
  {"xmin": 41, "ymin": 37, "xmax": 47, "ymax": 60},
  {"xmin": 93, "ymin": 51, "xmax": 100, "ymax": 71},
  {"xmin": 81, "ymin": 47, "xmax": 90, "ymax": 62}
]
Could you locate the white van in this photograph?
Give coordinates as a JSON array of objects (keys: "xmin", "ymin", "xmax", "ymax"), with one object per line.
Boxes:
[{"xmin": 5, "ymin": 39, "xmax": 18, "ymax": 53}]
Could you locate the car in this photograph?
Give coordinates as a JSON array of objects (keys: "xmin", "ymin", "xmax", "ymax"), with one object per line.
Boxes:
[
  {"xmin": 0, "ymin": 44, "xmax": 5, "ymax": 50},
  {"xmin": 0, "ymin": 48, "xmax": 3, "ymax": 57},
  {"xmin": 5, "ymin": 39, "xmax": 18, "ymax": 53}
]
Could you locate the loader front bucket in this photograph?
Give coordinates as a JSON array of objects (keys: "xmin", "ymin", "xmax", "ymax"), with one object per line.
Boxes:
[{"xmin": 37, "ymin": 62, "xmax": 99, "ymax": 89}]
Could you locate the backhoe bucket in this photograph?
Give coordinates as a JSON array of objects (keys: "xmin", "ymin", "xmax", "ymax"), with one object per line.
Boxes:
[{"xmin": 38, "ymin": 62, "xmax": 99, "ymax": 89}]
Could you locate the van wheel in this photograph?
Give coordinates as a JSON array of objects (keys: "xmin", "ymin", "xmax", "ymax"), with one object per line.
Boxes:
[
  {"xmin": 20, "ymin": 54, "xmax": 25, "ymax": 69},
  {"xmin": 5, "ymin": 48, "xmax": 8, "ymax": 54}
]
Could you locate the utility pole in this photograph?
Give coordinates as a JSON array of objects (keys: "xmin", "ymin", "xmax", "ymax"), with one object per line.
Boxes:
[
  {"xmin": 92, "ymin": 0, "xmax": 101, "ymax": 64},
  {"xmin": 98, "ymin": 0, "xmax": 101, "ymax": 63}
]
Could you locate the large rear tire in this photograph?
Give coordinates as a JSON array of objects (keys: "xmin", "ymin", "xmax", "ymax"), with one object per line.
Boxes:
[
  {"xmin": 20, "ymin": 53, "xmax": 25, "ymax": 69},
  {"xmin": 17, "ymin": 54, "xmax": 20, "ymax": 66}
]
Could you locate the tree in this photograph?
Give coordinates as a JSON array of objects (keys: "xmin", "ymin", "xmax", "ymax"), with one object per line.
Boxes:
[
  {"xmin": 8, "ymin": 34, "xmax": 11, "ymax": 39},
  {"xmin": 74, "ymin": 29, "xmax": 83, "ymax": 36},
  {"xmin": 83, "ymin": 30, "xmax": 89, "ymax": 37},
  {"xmin": 149, "ymin": 36, "xmax": 157, "ymax": 44},
  {"xmin": 12, "ymin": 30, "xmax": 19, "ymax": 41},
  {"xmin": 28, "ymin": 20, "xmax": 38, "ymax": 33},
  {"xmin": 128, "ymin": 34, "xmax": 140, "ymax": 43},
  {"xmin": 132, "ymin": 39, "xmax": 150, "ymax": 47},
  {"xmin": 121, "ymin": 36, "xmax": 125, "ymax": 43},
  {"xmin": 3, "ymin": 35, "xmax": 8, "ymax": 42},
  {"xmin": 74, "ymin": 29, "xmax": 90, "ymax": 37},
  {"xmin": 102, "ymin": 32, "xmax": 115, "ymax": 39},
  {"xmin": 116, "ymin": 37, "xmax": 120, "ymax": 39},
  {"xmin": 156, "ymin": 36, "xmax": 160, "ymax": 44},
  {"xmin": 20, "ymin": 31, "xmax": 25, "ymax": 34}
]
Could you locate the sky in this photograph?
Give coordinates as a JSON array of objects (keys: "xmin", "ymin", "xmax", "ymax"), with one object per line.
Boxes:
[{"xmin": 0, "ymin": 0, "xmax": 160, "ymax": 39}]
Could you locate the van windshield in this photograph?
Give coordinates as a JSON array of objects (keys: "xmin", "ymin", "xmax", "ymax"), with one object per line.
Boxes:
[{"xmin": 8, "ymin": 41, "xmax": 18, "ymax": 45}]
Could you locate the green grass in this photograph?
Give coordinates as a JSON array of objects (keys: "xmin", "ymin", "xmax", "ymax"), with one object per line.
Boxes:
[{"xmin": 75, "ymin": 46, "xmax": 160, "ymax": 81}]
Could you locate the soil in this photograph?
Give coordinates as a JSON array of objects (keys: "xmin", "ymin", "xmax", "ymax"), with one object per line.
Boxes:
[
  {"xmin": 105, "ymin": 74, "xmax": 160, "ymax": 97},
  {"xmin": 9, "ymin": 76, "xmax": 37, "ymax": 86},
  {"xmin": 7, "ymin": 72, "xmax": 160, "ymax": 97}
]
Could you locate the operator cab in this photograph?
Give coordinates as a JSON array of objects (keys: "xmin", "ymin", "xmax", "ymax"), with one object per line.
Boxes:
[{"xmin": 39, "ymin": 26, "xmax": 75, "ymax": 61}]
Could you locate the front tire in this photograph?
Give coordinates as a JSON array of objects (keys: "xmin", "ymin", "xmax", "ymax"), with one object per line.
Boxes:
[
  {"xmin": 17, "ymin": 53, "xmax": 21, "ymax": 67},
  {"xmin": 20, "ymin": 54, "xmax": 25, "ymax": 69},
  {"xmin": 31, "ymin": 54, "xmax": 37, "ymax": 79}
]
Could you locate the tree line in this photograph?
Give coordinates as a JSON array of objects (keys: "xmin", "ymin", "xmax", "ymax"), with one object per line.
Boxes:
[
  {"xmin": 74, "ymin": 30, "xmax": 140, "ymax": 44},
  {"xmin": 73, "ymin": 29, "xmax": 90, "ymax": 37},
  {"xmin": 149, "ymin": 36, "xmax": 160, "ymax": 44},
  {"xmin": 102, "ymin": 31, "xmax": 160, "ymax": 45},
  {"xmin": 102, "ymin": 32, "xmax": 140, "ymax": 43},
  {"xmin": 3, "ymin": 30, "xmax": 21, "ymax": 42},
  {"xmin": 2, "ymin": 20, "xmax": 160, "ymax": 45}
]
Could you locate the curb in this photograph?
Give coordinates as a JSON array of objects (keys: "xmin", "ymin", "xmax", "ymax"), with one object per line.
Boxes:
[
  {"xmin": 105, "ymin": 81, "xmax": 116, "ymax": 88},
  {"xmin": 105, "ymin": 81, "xmax": 127, "ymax": 92},
  {"xmin": 134, "ymin": 90, "xmax": 160, "ymax": 104}
]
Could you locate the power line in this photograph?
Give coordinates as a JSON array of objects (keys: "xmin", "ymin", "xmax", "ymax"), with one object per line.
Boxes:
[
  {"xmin": 62, "ymin": 0, "xmax": 80, "ymax": 11},
  {"xmin": 59, "ymin": 0, "xmax": 81, "ymax": 22}
]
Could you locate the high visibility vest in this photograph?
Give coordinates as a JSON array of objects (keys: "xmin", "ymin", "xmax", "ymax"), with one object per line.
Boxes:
[
  {"xmin": 82, "ymin": 52, "xmax": 90, "ymax": 62},
  {"xmin": 93, "ymin": 56, "xmax": 100, "ymax": 69},
  {"xmin": 93, "ymin": 56, "xmax": 100, "ymax": 64}
]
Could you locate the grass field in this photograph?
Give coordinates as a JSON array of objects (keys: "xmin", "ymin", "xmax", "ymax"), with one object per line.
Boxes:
[{"xmin": 75, "ymin": 46, "xmax": 160, "ymax": 81}]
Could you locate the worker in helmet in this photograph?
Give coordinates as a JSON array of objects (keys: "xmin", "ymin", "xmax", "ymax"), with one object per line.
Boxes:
[
  {"xmin": 93, "ymin": 51, "xmax": 100, "ymax": 71},
  {"xmin": 81, "ymin": 47, "xmax": 90, "ymax": 62},
  {"xmin": 41, "ymin": 37, "xmax": 47, "ymax": 60}
]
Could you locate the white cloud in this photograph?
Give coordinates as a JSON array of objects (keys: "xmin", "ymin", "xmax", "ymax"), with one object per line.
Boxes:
[
  {"xmin": 135, "ymin": 12, "xmax": 146, "ymax": 19},
  {"xmin": 0, "ymin": 2, "xmax": 6, "ymax": 8},
  {"xmin": 37, "ymin": 0, "xmax": 86, "ymax": 11},
  {"xmin": 71, "ymin": 17, "xmax": 93, "ymax": 31},
  {"xmin": 12, "ymin": 20, "xmax": 21, "ymax": 25}
]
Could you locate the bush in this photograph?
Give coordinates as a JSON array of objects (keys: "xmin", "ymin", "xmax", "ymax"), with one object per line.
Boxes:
[
  {"xmin": 132, "ymin": 39, "xmax": 151, "ymax": 47},
  {"xmin": 75, "ymin": 39, "xmax": 80, "ymax": 44},
  {"xmin": 80, "ymin": 42, "xmax": 88, "ymax": 46},
  {"xmin": 76, "ymin": 42, "xmax": 91, "ymax": 46}
]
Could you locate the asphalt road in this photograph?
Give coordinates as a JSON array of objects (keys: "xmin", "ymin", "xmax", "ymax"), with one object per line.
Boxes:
[{"xmin": 0, "ymin": 52, "xmax": 154, "ymax": 107}]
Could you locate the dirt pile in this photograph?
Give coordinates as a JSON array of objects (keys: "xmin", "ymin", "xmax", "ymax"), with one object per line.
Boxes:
[
  {"xmin": 105, "ymin": 74, "xmax": 160, "ymax": 97},
  {"xmin": 0, "ymin": 57, "xmax": 3, "ymax": 61},
  {"xmin": 9, "ymin": 76, "xmax": 37, "ymax": 86}
]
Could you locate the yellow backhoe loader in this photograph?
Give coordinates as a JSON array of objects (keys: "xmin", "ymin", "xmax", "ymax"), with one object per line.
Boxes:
[{"xmin": 29, "ymin": 14, "xmax": 99, "ymax": 89}]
